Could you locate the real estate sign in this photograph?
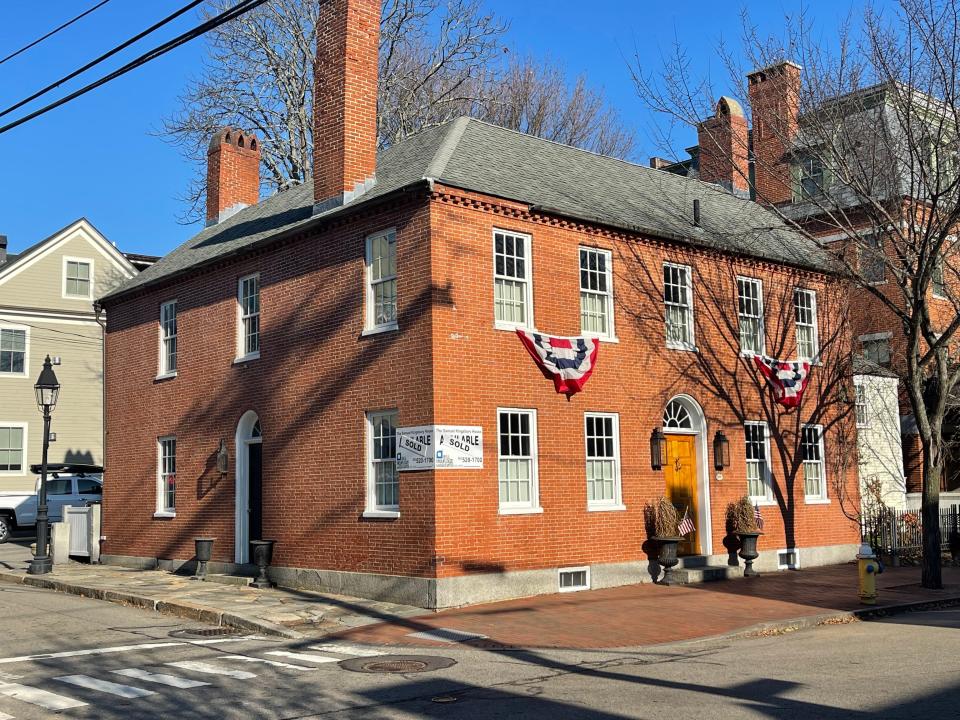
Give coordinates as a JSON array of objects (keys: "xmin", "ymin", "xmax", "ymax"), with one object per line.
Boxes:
[{"xmin": 397, "ymin": 425, "xmax": 483, "ymax": 471}]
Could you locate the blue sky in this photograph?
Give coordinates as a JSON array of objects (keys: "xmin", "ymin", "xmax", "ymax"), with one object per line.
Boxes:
[{"xmin": 0, "ymin": 1, "xmax": 875, "ymax": 258}]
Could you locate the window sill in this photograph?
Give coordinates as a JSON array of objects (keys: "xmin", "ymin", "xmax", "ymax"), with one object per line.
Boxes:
[
  {"xmin": 0, "ymin": 373, "xmax": 29, "ymax": 379},
  {"xmin": 804, "ymin": 497, "xmax": 831, "ymax": 505},
  {"xmin": 498, "ymin": 506, "xmax": 544, "ymax": 515},
  {"xmin": 584, "ymin": 334, "xmax": 619, "ymax": 344},
  {"xmin": 666, "ymin": 342, "xmax": 698, "ymax": 353},
  {"xmin": 587, "ymin": 504, "xmax": 627, "ymax": 512},
  {"xmin": 362, "ymin": 509, "xmax": 400, "ymax": 519},
  {"xmin": 153, "ymin": 511, "xmax": 176, "ymax": 519},
  {"xmin": 933, "ymin": 293, "xmax": 949, "ymax": 301},
  {"xmin": 233, "ymin": 352, "xmax": 260, "ymax": 365},
  {"xmin": 361, "ymin": 322, "xmax": 398, "ymax": 337},
  {"xmin": 154, "ymin": 371, "xmax": 177, "ymax": 382},
  {"xmin": 751, "ymin": 499, "xmax": 777, "ymax": 507},
  {"xmin": 495, "ymin": 322, "xmax": 535, "ymax": 333}
]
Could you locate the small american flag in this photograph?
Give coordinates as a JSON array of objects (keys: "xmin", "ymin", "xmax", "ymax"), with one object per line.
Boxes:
[
  {"xmin": 754, "ymin": 503, "xmax": 765, "ymax": 531},
  {"xmin": 678, "ymin": 507, "xmax": 695, "ymax": 536}
]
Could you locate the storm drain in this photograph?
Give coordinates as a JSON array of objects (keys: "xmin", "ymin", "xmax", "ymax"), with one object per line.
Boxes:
[
  {"xmin": 339, "ymin": 655, "xmax": 456, "ymax": 674},
  {"xmin": 169, "ymin": 627, "xmax": 240, "ymax": 639}
]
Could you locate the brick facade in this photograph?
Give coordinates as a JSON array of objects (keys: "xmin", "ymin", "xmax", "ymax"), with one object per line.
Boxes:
[{"xmin": 206, "ymin": 128, "xmax": 260, "ymax": 226}]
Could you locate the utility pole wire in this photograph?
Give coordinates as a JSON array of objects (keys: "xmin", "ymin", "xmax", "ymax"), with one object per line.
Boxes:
[
  {"xmin": 0, "ymin": 0, "xmax": 269, "ymax": 136},
  {"xmin": 0, "ymin": 0, "xmax": 112, "ymax": 66},
  {"xmin": 0, "ymin": 0, "xmax": 206, "ymax": 120}
]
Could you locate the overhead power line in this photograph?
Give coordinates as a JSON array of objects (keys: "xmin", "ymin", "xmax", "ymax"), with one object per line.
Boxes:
[
  {"xmin": 0, "ymin": 0, "xmax": 206, "ymax": 120},
  {"xmin": 0, "ymin": 0, "xmax": 112, "ymax": 67},
  {"xmin": 0, "ymin": 0, "xmax": 269, "ymax": 137}
]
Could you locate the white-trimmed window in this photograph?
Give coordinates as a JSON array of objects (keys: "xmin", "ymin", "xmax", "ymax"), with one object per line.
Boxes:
[
  {"xmin": 794, "ymin": 288, "xmax": 819, "ymax": 361},
  {"xmin": 664, "ymin": 263, "xmax": 694, "ymax": 349},
  {"xmin": 585, "ymin": 413, "xmax": 622, "ymax": 509},
  {"xmin": 159, "ymin": 301, "xmax": 177, "ymax": 376},
  {"xmin": 365, "ymin": 229, "xmax": 397, "ymax": 331},
  {"xmin": 861, "ymin": 333, "xmax": 891, "ymax": 367},
  {"xmin": 498, "ymin": 408, "xmax": 540, "ymax": 512},
  {"xmin": 0, "ymin": 425, "xmax": 26, "ymax": 474},
  {"xmin": 0, "ymin": 327, "xmax": 27, "ymax": 376},
  {"xmin": 801, "ymin": 424, "xmax": 827, "ymax": 501},
  {"xmin": 63, "ymin": 258, "xmax": 93, "ymax": 299},
  {"xmin": 493, "ymin": 230, "xmax": 532, "ymax": 328},
  {"xmin": 737, "ymin": 277, "xmax": 764, "ymax": 355},
  {"xmin": 580, "ymin": 247, "xmax": 613, "ymax": 338},
  {"xmin": 854, "ymin": 382, "xmax": 869, "ymax": 427},
  {"xmin": 157, "ymin": 437, "xmax": 176, "ymax": 515},
  {"xmin": 366, "ymin": 410, "xmax": 399, "ymax": 514},
  {"xmin": 237, "ymin": 274, "xmax": 260, "ymax": 360},
  {"xmin": 744, "ymin": 422, "xmax": 773, "ymax": 502}
]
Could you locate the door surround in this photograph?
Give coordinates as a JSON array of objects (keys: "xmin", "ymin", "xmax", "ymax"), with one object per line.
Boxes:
[
  {"xmin": 234, "ymin": 410, "xmax": 261, "ymax": 564},
  {"xmin": 661, "ymin": 394, "xmax": 713, "ymax": 556}
]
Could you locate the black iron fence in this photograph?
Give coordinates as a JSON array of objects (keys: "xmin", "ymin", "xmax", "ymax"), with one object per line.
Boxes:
[{"xmin": 861, "ymin": 505, "xmax": 960, "ymax": 565}]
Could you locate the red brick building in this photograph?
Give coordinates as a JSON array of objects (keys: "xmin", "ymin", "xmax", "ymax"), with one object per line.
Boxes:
[{"xmin": 97, "ymin": 0, "xmax": 860, "ymax": 607}]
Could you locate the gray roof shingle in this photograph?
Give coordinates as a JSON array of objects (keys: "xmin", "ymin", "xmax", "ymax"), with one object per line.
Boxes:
[{"xmin": 103, "ymin": 118, "xmax": 834, "ymax": 302}]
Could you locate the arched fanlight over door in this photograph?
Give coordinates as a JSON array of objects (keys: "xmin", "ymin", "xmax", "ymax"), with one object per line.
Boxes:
[
  {"xmin": 663, "ymin": 400, "xmax": 693, "ymax": 429},
  {"xmin": 251, "ymin": 420, "xmax": 262, "ymax": 438}
]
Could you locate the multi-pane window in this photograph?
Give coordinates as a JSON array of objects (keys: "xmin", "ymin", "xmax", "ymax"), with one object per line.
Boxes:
[
  {"xmin": 585, "ymin": 413, "xmax": 621, "ymax": 507},
  {"xmin": 664, "ymin": 263, "xmax": 694, "ymax": 348},
  {"xmin": 862, "ymin": 336, "xmax": 891, "ymax": 367},
  {"xmin": 744, "ymin": 422, "xmax": 772, "ymax": 502},
  {"xmin": 158, "ymin": 437, "xmax": 176, "ymax": 513},
  {"xmin": 580, "ymin": 247, "xmax": 613, "ymax": 337},
  {"xmin": 159, "ymin": 301, "xmax": 177, "ymax": 375},
  {"xmin": 367, "ymin": 410, "xmax": 398, "ymax": 510},
  {"xmin": 366, "ymin": 230, "xmax": 397, "ymax": 330},
  {"xmin": 498, "ymin": 409, "xmax": 538, "ymax": 510},
  {"xmin": 801, "ymin": 424, "xmax": 827, "ymax": 500},
  {"xmin": 0, "ymin": 328, "xmax": 26, "ymax": 375},
  {"xmin": 795, "ymin": 155, "xmax": 826, "ymax": 200},
  {"xmin": 794, "ymin": 289, "xmax": 819, "ymax": 361},
  {"xmin": 737, "ymin": 277, "xmax": 764, "ymax": 355},
  {"xmin": 238, "ymin": 274, "xmax": 260, "ymax": 358},
  {"xmin": 493, "ymin": 230, "xmax": 531, "ymax": 327},
  {"xmin": 64, "ymin": 260, "xmax": 91, "ymax": 298},
  {"xmin": 860, "ymin": 235, "xmax": 885, "ymax": 284},
  {"xmin": 0, "ymin": 426, "xmax": 24, "ymax": 473},
  {"xmin": 855, "ymin": 383, "xmax": 869, "ymax": 427}
]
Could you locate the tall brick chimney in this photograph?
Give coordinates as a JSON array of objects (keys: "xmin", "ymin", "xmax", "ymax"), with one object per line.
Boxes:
[
  {"xmin": 206, "ymin": 128, "xmax": 260, "ymax": 226},
  {"xmin": 748, "ymin": 61, "xmax": 801, "ymax": 205},
  {"xmin": 313, "ymin": 0, "xmax": 380, "ymax": 213},
  {"xmin": 697, "ymin": 96, "xmax": 750, "ymax": 198}
]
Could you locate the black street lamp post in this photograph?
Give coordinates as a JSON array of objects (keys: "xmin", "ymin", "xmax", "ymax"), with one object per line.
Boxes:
[{"xmin": 27, "ymin": 356, "xmax": 60, "ymax": 576}]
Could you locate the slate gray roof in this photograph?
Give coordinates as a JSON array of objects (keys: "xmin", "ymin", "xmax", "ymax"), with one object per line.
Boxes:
[
  {"xmin": 0, "ymin": 253, "xmax": 20, "ymax": 270},
  {"xmin": 103, "ymin": 117, "xmax": 834, "ymax": 302}
]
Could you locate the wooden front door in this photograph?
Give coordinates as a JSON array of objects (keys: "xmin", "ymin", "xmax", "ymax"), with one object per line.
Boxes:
[{"xmin": 664, "ymin": 434, "xmax": 699, "ymax": 555}]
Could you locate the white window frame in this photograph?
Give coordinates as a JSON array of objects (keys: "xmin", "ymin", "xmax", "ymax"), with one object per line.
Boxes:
[
  {"xmin": 364, "ymin": 228, "xmax": 399, "ymax": 335},
  {"xmin": 854, "ymin": 381, "xmax": 869, "ymax": 428},
  {"xmin": 0, "ymin": 422, "xmax": 28, "ymax": 476},
  {"xmin": 558, "ymin": 566, "xmax": 591, "ymax": 592},
  {"xmin": 801, "ymin": 424, "xmax": 829, "ymax": 503},
  {"xmin": 497, "ymin": 407, "xmax": 542, "ymax": 514},
  {"xmin": 793, "ymin": 288, "xmax": 819, "ymax": 361},
  {"xmin": 157, "ymin": 300, "xmax": 177, "ymax": 379},
  {"xmin": 776, "ymin": 548, "xmax": 800, "ymax": 570},
  {"xmin": 584, "ymin": 412, "xmax": 624, "ymax": 511},
  {"xmin": 744, "ymin": 421, "xmax": 774, "ymax": 504},
  {"xmin": 663, "ymin": 262, "xmax": 695, "ymax": 351},
  {"xmin": 493, "ymin": 229, "xmax": 534, "ymax": 331},
  {"xmin": 737, "ymin": 276, "xmax": 765, "ymax": 356},
  {"xmin": 0, "ymin": 324, "xmax": 29, "ymax": 379},
  {"xmin": 236, "ymin": 273, "xmax": 260, "ymax": 362},
  {"xmin": 62, "ymin": 256, "xmax": 94, "ymax": 300},
  {"xmin": 579, "ymin": 246, "xmax": 616, "ymax": 341},
  {"xmin": 364, "ymin": 409, "xmax": 400, "ymax": 518},
  {"xmin": 155, "ymin": 436, "xmax": 176, "ymax": 517}
]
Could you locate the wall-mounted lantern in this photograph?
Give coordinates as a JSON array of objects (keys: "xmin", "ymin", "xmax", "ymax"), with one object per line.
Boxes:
[
  {"xmin": 650, "ymin": 428, "xmax": 667, "ymax": 471},
  {"xmin": 713, "ymin": 430, "xmax": 731, "ymax": 471},
  {"xmin": 216, "ymin": 439, "xmax": 229, "ymax": 475}
]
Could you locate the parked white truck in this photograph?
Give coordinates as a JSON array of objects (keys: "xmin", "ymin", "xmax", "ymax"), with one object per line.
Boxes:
[{"xmin": 0, "ymin": 464, "xmax": 102, "ymax": 542}]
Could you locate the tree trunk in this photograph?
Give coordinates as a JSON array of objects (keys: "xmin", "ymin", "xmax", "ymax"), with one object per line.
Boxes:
[{"xmin": 921, "ymin": 448, "xmax": 943, "ymax": 589}]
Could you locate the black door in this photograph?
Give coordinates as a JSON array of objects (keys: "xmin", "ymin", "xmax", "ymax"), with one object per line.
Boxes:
[{"xmin": 249, "ymin": 443, "xmax": 263, "ymax": 548}]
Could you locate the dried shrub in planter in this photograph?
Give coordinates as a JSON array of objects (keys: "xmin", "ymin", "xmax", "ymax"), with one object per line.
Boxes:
[
  {"xmin": 726, "ymin": 495, "xmax": 759, "ymax": 534},
  {"xmin": 645, "ymin": 496, "xmax": 680, "ymax": 538}
]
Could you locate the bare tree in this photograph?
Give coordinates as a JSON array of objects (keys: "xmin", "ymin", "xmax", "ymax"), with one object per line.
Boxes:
[{"xmin": 630, "ymin": 0, "xmax": 960, "ymax": 588}]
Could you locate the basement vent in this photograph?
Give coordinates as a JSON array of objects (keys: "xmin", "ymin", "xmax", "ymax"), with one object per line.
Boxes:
[
  {"xmin": 559, "ymin": 566, "xmax": 590, "ymax": 592},
  {"xmin": 778, "ymin": 549, "xmax": 799, "ymax": 570}
]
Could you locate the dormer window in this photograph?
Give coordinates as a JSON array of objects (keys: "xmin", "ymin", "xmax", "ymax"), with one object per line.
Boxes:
[{"xmin": 794, "ymin": 155, "xmax": 827, "ymax": 201}]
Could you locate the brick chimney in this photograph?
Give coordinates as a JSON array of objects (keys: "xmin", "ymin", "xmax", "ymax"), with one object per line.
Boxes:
[
  {"xmin": 313, "ymin": 0, "xmax": 380, "ymax": 213},
  {"xmin": 697, "ymin": 96, "xmax": 750, "ymax": 198},
  {"xmin": 748, "ymin": 61, "xmax": 801, "ymax": 205},
  {"xmin": 206, "ymin": 127, "xmax": 260, "ymax": 226}
]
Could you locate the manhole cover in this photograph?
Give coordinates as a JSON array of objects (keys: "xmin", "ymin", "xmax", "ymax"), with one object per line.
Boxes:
[
  {"xmin": 169, "ymin": 627, "xmax": 240, "ymax": 639},
  {"xmin": 339, "ymin": 655, "xmax": 456, "ymax": 674}
]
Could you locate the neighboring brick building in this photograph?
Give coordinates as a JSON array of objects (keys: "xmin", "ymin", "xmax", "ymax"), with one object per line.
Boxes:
[{"xmin": 97, "ymin": 0, "xmax": 860, "ymax": 607}]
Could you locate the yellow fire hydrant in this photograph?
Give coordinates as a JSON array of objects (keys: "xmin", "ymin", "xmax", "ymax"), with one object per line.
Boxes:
[{"xmin": 857, "ymin": 543, "xmax": 883, "ymax": 605}]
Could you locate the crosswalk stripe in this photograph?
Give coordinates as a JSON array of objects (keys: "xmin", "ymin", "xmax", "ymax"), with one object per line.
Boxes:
[
  {"xmin": 165, "ymin": 661, "xmax": 257, "ymax": 680},
  {"xmin": 112, "ymin": 669, "xmax": 210, "ymax": 689},
  {"xmin": 55, "ymin": 675, "xmax": 154, "ymax": 699},
  {"xmin": 265, "ymin": 651, "xmax": 339, "ymax": 664},
  {"xmin": 0, "ymin": 682, "xmax": 87, "ymax": 710},
  {"xmin": 217, "ymin": 655, "xmax": 313, "ymax": 671},
  {"xmin": 0, "ymin": 710, "xmax": 13, "ymax": 719},
  {"xmin": 0, "ymin": 637, "xmax": 262, "ymax": 666},
  {"xmin": 307, "ymin": 643, "xmax": 384, "ymax": 657}
]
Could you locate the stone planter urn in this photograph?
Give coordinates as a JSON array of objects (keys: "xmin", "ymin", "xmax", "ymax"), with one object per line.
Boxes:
[
  {"xmin": 249, "ymin": 540, "xmax": 276, "ymax": 589},
  {"xmin": 654, "ymin": 536, "xmax": 682, "ymax": 585},
  {"xmin": 193, "ymin": 537, "xmax": 215, "ymax": 580},
  {"xmin": 736, "ymin": 532, "xmax": 762, "ymax": 577}
]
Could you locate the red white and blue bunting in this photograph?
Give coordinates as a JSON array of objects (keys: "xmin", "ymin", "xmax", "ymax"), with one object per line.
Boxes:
[
  {"xmin": 516, "ymin": 329, "xmax": 599, "ymax": 396},
  {"xmin": 753, "ymin": 355, "xmax": 812, "ymax": 408}
]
